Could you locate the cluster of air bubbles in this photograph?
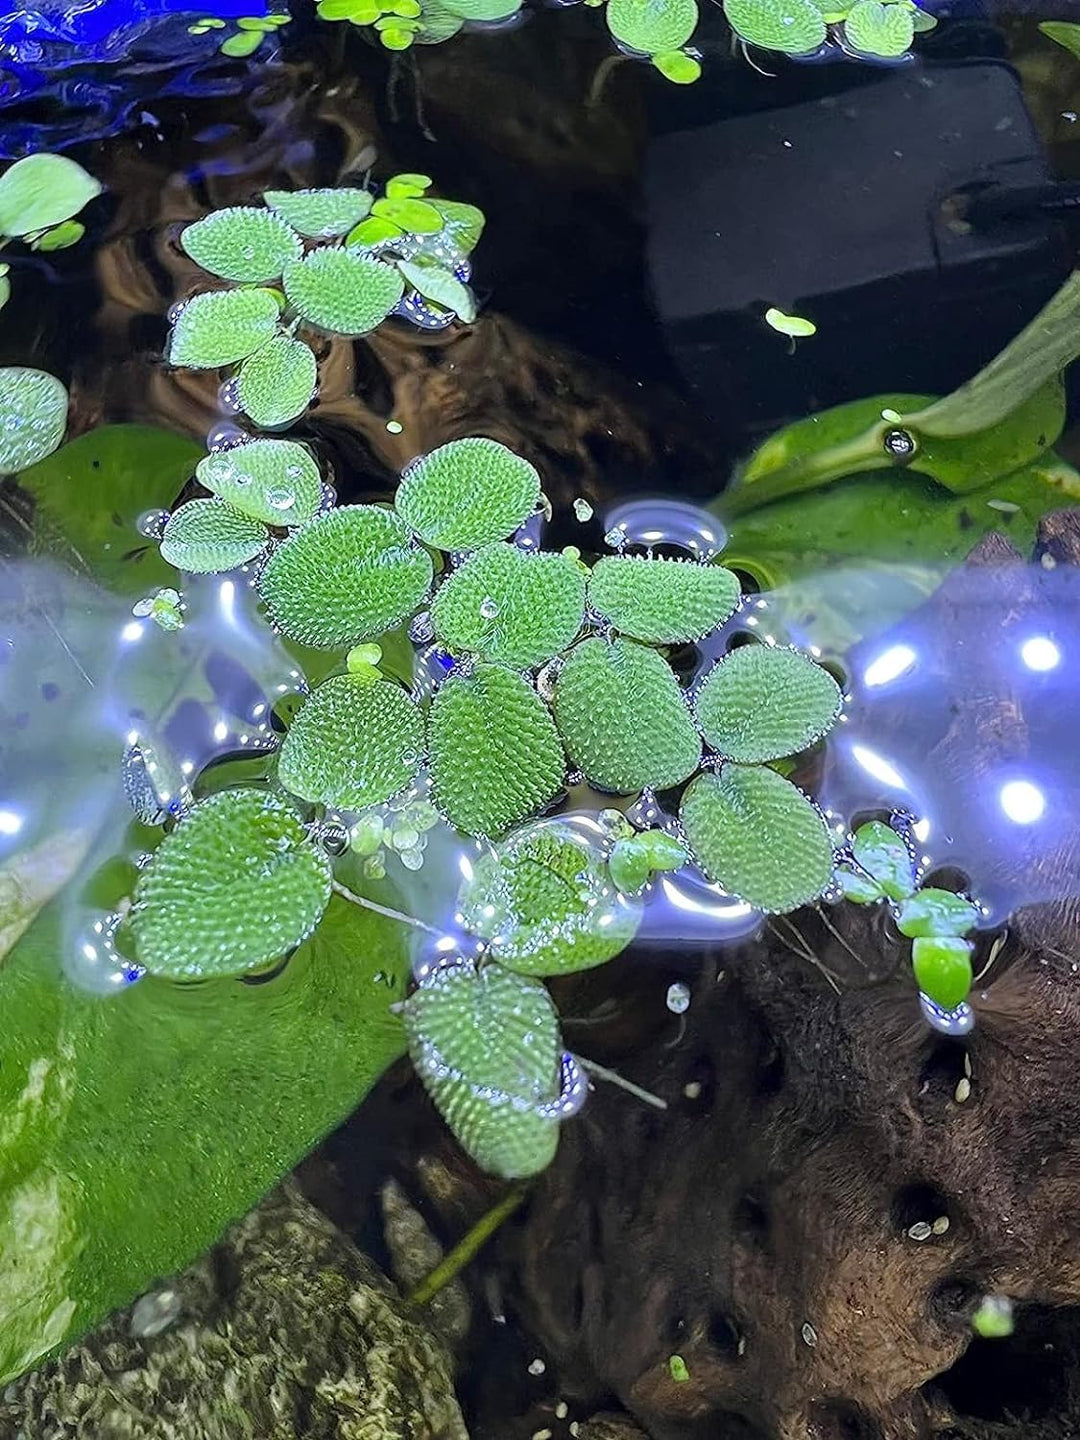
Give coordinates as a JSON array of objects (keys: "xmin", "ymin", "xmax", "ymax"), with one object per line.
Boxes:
[
  {"xmin": 601, "ymin": 499, "xmax": 728, "ymax": 561},
  {"xmin": 166, "ymin": 299, "xmax": 189, "ymax": 326},
  {"xmin": 312, "ymin": 816, "xmax": 350, "ymax": 856},
  {"xmin": 626, "ymin": 789, "xmax": 663, "ymax": 829},
  {"xmin": 883, "ymin": 428, "xmax": 916, "ymax": 460},
  {"xmin": 316, "ymin": 479, "xmax": 338, "ymax": 515},
  {"xmin": 122, "ymin": 738, "xmax": 193, "ymax": 826},
  {"xmin": 349, "ymin": 796, "xmax": 441, "ymax": 876},
  {"xmin": 206, "ymin": 422, "xmax": 248, "ymax": 452},
  {"xmin": 537, "ymin": 1052, "xmax": 588, "ymax": 1120},
  {"xmin": 67, "ymin": 910, "xmax": 145, "ymax": 996},
  {"xmin": 218, "ymin": 377, "xmax": 243, "ymax": 414},
  {"xmin": 137, "ymin": 509, "xmax": 170, "ymax": 541},
  {"xmin": 395, "ymin": 292, "xmax": 456, "ymax": 332},
  {"xmin": 919, "ymin": 992, "xmax": 974, "ymax": 1037}
]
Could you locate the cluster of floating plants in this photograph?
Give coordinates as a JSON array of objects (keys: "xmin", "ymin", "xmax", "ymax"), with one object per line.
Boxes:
[
  {"xmin": 187, "ymin": 10, "xmax": 291, "ymax": 57},
  {"xmin": 724, "ymin": 0, "xmax": 934, "ymax": 62},
  {"xmin": 0, "ymin": 152, "xmax": 100, "ymax": 316}
]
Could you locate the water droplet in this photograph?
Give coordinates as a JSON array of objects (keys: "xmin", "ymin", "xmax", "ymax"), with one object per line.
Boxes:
[
  {"xmin": 266, "ymin": 486, "xmax": 295, "ymax": 511},
  {"xmin": 919, "ymin": 992, "xmax": 975, "ymax": 1036},
  {"xmin": 137, "ymin": 509, "xmax": 170, "ymax": 540},
  {"xmin": 602, "ymin": 499, "xmax": 727, "ymax": 560},
  {"xmin": 479, "ymin": 597, "xmax": 499, "ymax": 620},
  {"xmin": 573, "ymin": 498, "xmax": 593, "ymax": 522},
  {"xmin": 67, "ymin": 911, "xmax": 145, "ymax": 995},
  {"xmin": 603, "ymin": 526, "xmax": 627, "ymax": 550},
  {"xmin": 666, "ymin": 981, "xmax": 691, "ymax": 1014}
]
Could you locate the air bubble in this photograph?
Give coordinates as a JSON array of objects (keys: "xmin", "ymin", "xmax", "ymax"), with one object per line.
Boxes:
[
  {"xmin": 479, "ymin": 597, "xmax": 499, "ymax": 620},
  {"xmin": 919, "ymin": 992, "xmax": 975, "ymax": 1036},
  {"xmin": 137, "ymin": 509, "xmax": 170, "ymax": 540},
  {"xmin": 666, "ymin": 981, "xmax": 691, "ymax": 1014},
  {"xmin": 537, "ymin": 1052, "xmax": 588, "ymax": 1120},
  {"xmin": 219, "ymin": 378, "xmax": 243, "ymax": 414},
  {"xmin": 409, "ymin": 611, "xmax": 435, "ymax": 643},
  {"xmin": 266, "ymin": 487, "xmax": 296, "ymax": 511},
  {"xmin": 67, "ymin": 911, "xmax": 145, "ymax": 996}
]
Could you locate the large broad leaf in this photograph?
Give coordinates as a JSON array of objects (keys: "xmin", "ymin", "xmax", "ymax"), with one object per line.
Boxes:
[
  {"xmin": 196, "ymin": 439, "xmax": 321, "ymax": 527},
  {"xmin": 159, "ymin": 498, "xmax": 268, "ymax": 574},
  {"xmin": 0, "ymin": 889, "xmax": 407, "ymax": 1383},
  {"xmin": 587, "ymin": 555, "xmax": 740, "ymax": 644},
  {"xmin": 694, "ymin": 643, "xmax": 841, "ymax": 762},
  {"xmin": 1041, "ymin": 20, "xmax": 1080, "ymax": 61},
  {"xmin": 607, "ymin": 0, "xmax": 697, "ymax": 53},
  {"xmin": 428, "ymin": 664, "xmax": 564, "ymax": 837},
  {"xmin": 396, "ymin": 438, "xmax": 540, "ymax": 551},
  {"xmin": 0, "ymin": 367, "xmax": 67, "ymax": 474},
  {"xmin": 553, "ymin": 637, "xmax": 701, "ymax": 794},
  {"xmin": 180, "ymin": 207, "xmax": 302, "ymax": 284},
  {"xmin": 236, "ymin": 335, "xmax": 318, "ymax": 430},
  {"xmin": 282, "ymin": 248, "xmax": 404, "ymax": 336},
  {"xmin": 402, "ymin": 961, "xmax": 562, "ymax": 1179},
  {"xmin": 264, "ymin": 187, "xmax": 374, "ymax": 239},
  {"xmin": 0, "ymin": 154, "xmax": 101, "ymax": 239},
  {"xmin": 167, "ymin": 288, "xmax": 282, "ymax": 369},
  {"xmin": 722, "ymin": 0, "xmax": 825, "ymax": 52}
]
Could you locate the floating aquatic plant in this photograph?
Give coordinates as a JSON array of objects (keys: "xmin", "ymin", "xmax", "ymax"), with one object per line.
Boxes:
[
  {"xmin": 159, "ymin": 497, "xmax": 269, "ymax": 573},
  {"xmin": 694, "ymin": 644, "xmax": 841, "ymax": 764},
  {"xmin": 605, "ymin": 0, "xmax": 701, "ymax": 83},
  {"xmin": 188, "ymin": 12, "xmax": 291, "ymax": 57},
  {"xmin": 180, "ymin": 205, "xmax": 302, "ymax": 283},
  {"xmin": 168, "ymin": 287, "xmax": 283, "ymax": 369},
  {"xmin": 282, "ymin": 247, "xmax": 405, "ymax": 336},
  {"xmin": 587, "ymin": 554, "xmax": 740, "ymax": 644},
  {"xmin": 195, "ymin": 438, "xmax": 321, "ymax": 525},
  {"xmin": 0, "ymin": 152, "xmax": 101, "ymax": 254},
  {"xmin": 396, "ymin": 437, "xmax": 541, "ymax": 550},
  {"xmin": 722, "ymin": 0, "xmax": 930, "ymax": 60},
  {"xmin": 317, "ymin": 0, "xmax": 516, "ymax": 50},
  {"xmin": 0, "ymin": 366, "xmax": 68, "ymax": 473}
]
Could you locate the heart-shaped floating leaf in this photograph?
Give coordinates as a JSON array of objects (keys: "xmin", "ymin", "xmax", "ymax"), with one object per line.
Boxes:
[
  {"xmin": 588, "ymin": 555, "xmax": 740, "ymax": 644},
  {"xmin": 0, "ymin": 366, "xmax": 67, "ymax": 473},
  {"xmin": 652, "ymin": 49, "xmax": 702, "ymax": 81},
  {"xmin": 236, "ymin": 334, "xmax": 318, "ymax": 429},
  {"xmin": 283, "ymin": 247, "xmax": 404, "ymax": 335},
  {"xmin": 131, "ymin": 789, "xmax": 332, "ymax": 979},
  {"xmin": 607, "ymin": 0, "xmax": 698, "ymax": 54},
  {"xmin": 168, "ymin": 287, "xmax": 282, "ymax": 368},
  {"xmin": 196, "ymin": 439, "xmax": 321, "ymax": 526},
  {"xmin": 694, "ymin": 644, "xmax": 841, "ymax": 763},
  {"xmin": 722, "ymin": 0, "xmax": 826, "ymax": 52},
  {"xmin": 180, "ymin": 206, "xmax": 303, "ymax": 283},
  {"xmin": 398, "ymin": 259, "xmax": 476, "ymax": 323},
  {"xmin": 680, "ymin": 765, "xmax": 834, "ymax": 911},
  {"xmin": 431, "ymin": 542, "xmax": 586, "ymax": 668},
  {"xmin": 397, "ymin": 438, "xmax": 541, "ymax": 551},
  {"xmin": 843, "ymin": 819, "xmax": 915, "ymax": 901},
  {"xmin": 429, "ymin": 199, "xmax": 485, "ymax": 253},
  {"xmin": 896, "ymin": 888, "xmax": 978, "ymax": 939},
  {"xmin": 259, "ymin": 504, "xmax": 433, "ymax": 647},
  {"xmin": 264, "ymin": 187, "xmax": 374, "ymax": 238},
  {"xmin": 912, "ymin": 936, "xmax": 973, "ymax": 1010},
  {"xmin": 609, "ymin": 828, "xmax": 688, "ymax": 894},
  {"xmin": 554, "ymin": 637, "xmax": 701, "ymax": 793},
  {"xmin": 843, "ymin": 0, "xmax": 914, "ymax": 56},
  {"xmin": 278, "ymin": 672, "xmax": 424, "ymax": 810},
  {"xmin": 403, "ymin": 961, "xmax": 562, "ymax": 1178},
  {"xmin": 0, "ymin": 153, "xmax": 101, "ymax": 238},
  {"xmin": 160, "ymin": 498, "xmax": 268, "ymax": 573},
  {"xmin": 429, "ymin": 664, "xmax": 564, "ymax": 837},
  {"xmin": 459, "ymin": 821, "xmax": 643, "ymax": 975}
]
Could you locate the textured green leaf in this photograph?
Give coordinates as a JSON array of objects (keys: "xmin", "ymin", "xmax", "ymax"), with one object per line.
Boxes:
[
  {"xmin": 431, "ymin": 542, "xmax": 586, "ymax": 668},
  {"xmin": 722, "ymin": 0, "xmax": 826, "ymax": 52},
  {"xmin": 911, "ymin": 936, "xmax": 973, "ymax": 1010},
  {"xmin": 259, "ymin": 504, "xmax": 432, "ymax": 648},
  {"xmin": 131, "ymin": 789, "xmax": 332, "ymax": 978},
  {"xmin": 429, "ymin": 665, "xmax": 564, "ymax": 837},
  {"xmin": 441, "ymin": 0, "xmax": 521, "ymax": 19},
  {"xmin": 896, "ymin": 888, "xmax": 978, "ymax": 939},
  {"xmin": 458, "ymin": 821, "xmax": 642, "ymax": 974},
  {"xmin": 843, "ymin": 0, "xmax": 913, "ymax": 55},
  {"xmin": 263, "ymin": 187, "xmax": 373, "ymax": 238},
  {"xmin": 607, "ymin": 0, "xmax": 697, "ymax": 54},
  {"xmin": 429, "ymin": 199, "xmax": 484, "ymax": 252},
  {"xmin": 850, "ymin": 820, "xmax": 914, "ymax": 900},
  {"xmin": 554, "ymin": 638, "xmax": 701, "ymax": 794},
  {"xmin": 398, "ymin": 259, "xmax": 476, "ymax": 322},
  {"xmin": 0, "ymin": 154, "xmax": 101, "ymax": 239},
  {"xmin": 180, "ymin": 206, "xmax": 302, "ymax": 283},
  {"xmin": 278, "ymin": 673, "xmax": 424, "ymax": 810},
  {"xmin": 397, "ymin": 438, "xmax": 541, "ymax": 551},
  {"xmin": 196, "ymin": 439, "xmax": 321, "ymax": 526},
  {"xmin": 385, "ymin": 174, "xmax": 432, "ymax": 200},
  {"xmin": 402, "ymin": 961, "xmax": 561, "ymax": 1178},
  {"xmin": 608, "ymin": 838, "xmax": 651, "ymax": 895},
  {"xmin": 1041, "ymin": 20, "xmax": 1080, "ymax": 61},
  {"xmin": 375, "ymin": 195, "xmax": 442, "ymax": 234},
  {"xmin": 0, "ymin": 367, "xmax": 67, "ymax": 474},
  {"xmin": 236, "ymin": 334, "xmax": 318, "ymax": 429},
  {"xmin": 652, "ymin": 49, "xmax": 702, "ymax": 81},
  {"xmin": 587, "ymin": 555, "xmax": 740, "ymax": 644},
  {"xmin": 159, "ymin": 498, "xmax": 268, "ymax": 573},
  {"xmin": 167, "ymin": 287, "xmax": 282, "ymax": 369},
  {"xmin": 679, "ymin": 765, "xmax": 834, "ymax": 912},
  {"xmin": 283, "ymin": 247, "xmax": 404, "ymax": 336},
  {"xmin": 694, "ymin": 644, "xmax": 841, "ymax": 762}
]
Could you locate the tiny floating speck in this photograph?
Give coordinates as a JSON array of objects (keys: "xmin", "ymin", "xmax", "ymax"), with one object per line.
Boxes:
[
  {"xmin": 765, "ymin": 307, "xmax": 816, "ymax": 339},
  {"xmin": 386, "ymin": 419, "xmax": 403, "ymax": 434},
  {"xmin": 573, "ymin": 498, "xmax": 593, "ymax": 522}
]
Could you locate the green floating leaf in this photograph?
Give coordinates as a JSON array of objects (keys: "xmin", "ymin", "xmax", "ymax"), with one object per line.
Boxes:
[
  {"xmin": 415, "ymin": 0, "xmax": 466, "ymax": 40},
  {"xmin": 132, "ymin": 789, "xmax": 332, "ymax": 978},
  {"xmin": 278, "ymin": 672, "xmax": 424, "ymax": 810},
  {"xmin": 375, "ymin": 195, "xmax": 443, "ymax": 234},
  {"xmin": 896, "ymin": 888, "xmax": 978, "ymax": 939},
  {"xmin": 283, "ymin": 247, "xmax": 404, "ymax": 336},
  {"xmin": 33, "ymin": 219, "xmax": 85, "ymax": 252},
  {"xmin": 220, "ymin": 27, "xmax": 264, "ymax": 54},
  {"xmin": 180, "ymin": 206, "xmax": 302, "ymax": 283},
  {"xmin": 554, "ymin": 637, "xmax": 701, "ymax": 794},
  {"xmin": 849, "ymin": 819, "xmax": 914, "ymax": 900},
  {"xmin": 652, "ymin": 49, "xmax": 702, "ymax": 82},
  {"xmin": 432, "ymin": 542, "xmax": 586, "ymax": 668},
  {"xmin": 1040, "ymin": 19, "xmax": 1080, "ymax": 61},
  {"xmin": 723, "ymin": 0, "xmax": 826, "ymax": 53},
  {"xmin": 766, "ymin": 307, "xmax": 816, "ymax": 338},
  {"xmin": 429, "ymin": 198, "xmax": 485, "ymax": 253},
  {"xmin": 160, "ymin": 497, "xmax": 268, "ymax": 573},
  {"xmin": 168, "ymin": 287, "xmax": 282, "ymax": 368},
  {"xmin": 398, "ymin": 259, "xmax": 476, "ymax": 323},
  {"xmin": 259, "ymin": 504, "xmax": 433, "ymax": 648},
  {"xmin": 458, "ymin": 821, "xmax": 642, "ymax": 975},
  {"xmin": 429, "ymin": 664, "xmax": 564, "ymax": 837},
  {"xmin": 0, "ymin": 153, "xmax": 101, "ymax": 239},
  {"xmin": 0, "ymin": 367, "xmax": 67, "ymax": 473},
  {"xmin": 196, "ymin": 438, "xmax": 321, "ymax": 526},
  {"xmin": 403, "ymin": 961, "xmax": 561, "ymax": 1179},
  {"xmin": 694, "ymin": 644, "xmax": 841, "ymax": 763},
  {"xmin": 843, "ymin": 0, "xmax": 914, "ymax": 56},
  {"xmin": 264, "ymin": 187, "xmax": 373, "ymax": 238},
  {"xmin": 236, "ymin": 334, "xmax": 318, "ymax": 429},
  {"xmin": 680, "ymin": 765, "xmax": 834, "ymax": 912},
  {"xmin": 609, "ymin": 827, "xmax": 688, "ymax": 894},
  {"xmin": 912, "ymin": 935, "xmax": 973, "ymax": 1011},
  {"xmin": 587, "ymin": 555, "xmax": 740, "ymax": 644},
  {"xmin": 397, "ymin": 437, "xmax": 541, "ymax": 550},
  {"xmin": 386, "ymin": 173, "xmax": 432, "ymax": 200},
  {"xmin": 441, "ymin": 0, "xmax": 521, "ymax": 18},
  {"xmin": 910, "ymin": 5, "xmax": 937, "ymax": 30},
  {"xmin": 607, "ymin": 0, "xmax": 697, "ymax": 53}
]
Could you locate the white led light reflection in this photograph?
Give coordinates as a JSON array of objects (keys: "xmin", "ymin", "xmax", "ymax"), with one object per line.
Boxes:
[
  {"xmin": 999, "ymin": 779, "xmax": 1045, "ymax": 825},
  {"xmin": 1020, "ymin": 636, "xmax": 1060, "ymax": 673}
]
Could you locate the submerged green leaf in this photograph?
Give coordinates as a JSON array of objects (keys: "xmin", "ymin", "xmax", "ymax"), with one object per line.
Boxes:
[
  {"xmin": 428, "ymin": 198, "xmax": 485, "ymax": 252},
  {"xmin": 283, "ymin": 247, "xmax": 404, "ymax": 336},
  {"xmin": 397, "ymin": 259, "xmax": 476, "ymax": 322},
  {"xmin": 432, "ymin": 542, "xmax": 586, "ymax": 668},
  {"xmin": 587, "ymin": 555, "xmax": 740, "ymax": 644},
  {"xmin": 429, "ymin": 664, "xmax": 564, "ymax": 837},
  {"xmin": 132, "ymin": 789, "xmax": 332, "ymax": 978},
  {"xmin": 722, "ymin": 0, "xmax": 825, "ymax": 52},
  {"xmin": 607, "ymin": 0, "xmax": 697, "ymax": 54},
  {"xmin": 694, "ymin": 644, "xmax": 841, "ymax": 762},
  {"xmin": 236, "ymin": 334, "xmax": 318, "ymax": 429},
  {"xmin": 911, "ymin": 935, "xmax": 973, "ymax": 1010},
  {"xmin": 160, "ymin": 498, "xmax": 268, "ymax": 573},
  {"xmin": 441, "ymin": 0, "xmax": 521, "ymax": 18},
  {"xmin": 842, "ymin": 0, "xmax": 914, "ymax": 56},
  {"xmin": 397, "ymin": 437, "xmax": 541, "ymax": 550},
  {"xmin": 196, "ymin": 439, "xmax": 321, "ymax": 526},
  {"xmin": 403, "ymin": 961, "xmax": 561, "ymax": 1179},
  {"xmin": 608, "ymin": 828, "xmax": 688, "ymax": 895},
  {"xmin": 0, "ymin": 153, "xmax": 101, "ymax": 239},
  {"xmin": 259, "ymin": 504, "xmax": 433, "ymax": 648},
  {"xmin": 896, "ymin": 888, "xmax": 979, "ymax": 939},
  {"xmin": 680, "ymin": 765, "xmax": 834, "ymax": 912},
  {"xmin": 264, "ymin": 187, "xmax": 373, "ymax": 238},
  {"xmin": 0, "ymin": 367, "xmax": 68, "ymax": 474},
  {"xmin": 278, "ymin": 672, "xmax": 424, "ymax": 810},
  {"xmin": 167, "ymin": 287, "xmax": 282, "ymax": 369},
  {"xmin": 1041, "ymin": 20, "xmax": 1080, "ymax": 61},
  {"xmin": 180, "ymin": 206, "xmax": 302, "ymax": 283},
  {"xmin": 554, "ymin": 637, "xmax": 701, "ymax": 793}
]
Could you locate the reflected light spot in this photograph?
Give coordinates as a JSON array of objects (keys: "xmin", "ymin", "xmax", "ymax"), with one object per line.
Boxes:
[
  {"xmin": 0, "ymin": 808, "xmax": 22, "ymax": 836},
  {"xmin": 912, "ymin": 817, "xmax": 931, "ymax": 843},
  {"xmin": 1021, "ymin": 636, "xmax": 1061, "ymax": 672},
  {"xmin": 120, "ymin": 620, "xmax": 144, "ymax": 644},
  {"xmin": 863, "ymin": 643, "xmax": 916, "ymax": 688},
  {"xmin": 659, "ymin": 875, "xmax": 753, "ymax": 923},
  {"xmin": 218, "ymin": 579, "xmax": 236, "ymax": 620},
  {"xmin": 850, "ymin": 743, "xmax": 906, "ymax": 789},
  {"xmin": 458, "ymin": 854, "xmax": 474, "ymax": 883},
  {"xmin": 212, "ymin": 721, "xmax": 228, "ymax": 743},
  {"xmin": 1000, "ymin": 779, "xmax": 1045, "ymax": 825}
]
